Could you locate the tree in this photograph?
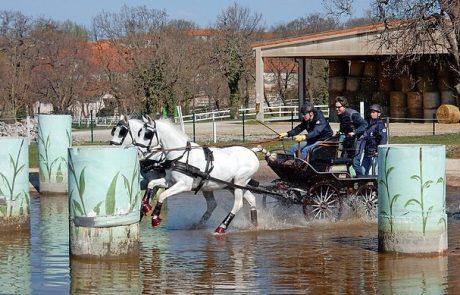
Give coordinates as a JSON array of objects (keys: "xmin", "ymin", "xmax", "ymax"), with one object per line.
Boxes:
[
  {"xmin": 211, "ymin": 3, "xmax": 263, "ymax": 118},
  {"xmin": 0, "ymin": 11, "xmax": 35, "ymax": 120},
  {"xmin": 31, "ymin": 19, "xmax": 94, "ymax": 114}
]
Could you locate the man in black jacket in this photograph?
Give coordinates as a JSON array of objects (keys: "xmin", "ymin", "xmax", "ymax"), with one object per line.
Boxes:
[
  {"xmin": 279, "ymin": 103, "xmax": 333, "ymax": 159},
  {"xmin": 335, "ymin": 96, "xmax": 368, "ymax": 177}
]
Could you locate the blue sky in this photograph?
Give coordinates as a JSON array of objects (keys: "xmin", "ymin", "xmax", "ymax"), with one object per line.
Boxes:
[{"xmin": 0, "ymin": 0, "xmax": 372, "ymax": 29}]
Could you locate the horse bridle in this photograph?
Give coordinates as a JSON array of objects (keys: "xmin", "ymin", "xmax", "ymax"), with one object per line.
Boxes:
[
  {"xmin": 136, "ymin": 120, "xmax": 159, "ymax": 150},
  {"xmin": 110, "ymin": 120, "xmax": 134, "ymax": 145}
]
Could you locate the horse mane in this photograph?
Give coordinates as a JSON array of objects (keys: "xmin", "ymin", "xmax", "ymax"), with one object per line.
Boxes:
[{"xmin": 156, "ymin": 119, "xmax": 190, "ymax": 141}]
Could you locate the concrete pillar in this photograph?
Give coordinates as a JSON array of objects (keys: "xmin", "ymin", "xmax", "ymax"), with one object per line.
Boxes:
[
  {"xmin": 0, "ymin": 137, "xmax": 30, "ymax": 232},
  {"xmin": 255, "ymin": 48, "xmax": 265, "ymax": 122},
  {"xmin": 68, "ymin": 146, "xmax": 141, "ymax": 258},
  {"xmin": 378, "ymin": 144, "xmax": 447, "ymax": 254},
  {"xmin": 37, "ymin": 114, "xmax": 72, "ymax": 194}
]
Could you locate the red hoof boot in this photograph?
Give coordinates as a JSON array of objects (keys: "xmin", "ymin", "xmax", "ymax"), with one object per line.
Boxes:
[
  {"xmin": 151, "ymin": 216, "xmax": 162, "ymax": 227},
  {"xmin": 214, "ymin": 226, "xmax": 226, "ymax": 234},
  {"xmin": 142, "ymin": 201, "xmax": 153, "ymax": 215}
]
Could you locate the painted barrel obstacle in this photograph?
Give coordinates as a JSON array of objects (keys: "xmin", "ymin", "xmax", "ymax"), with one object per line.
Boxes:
[
  {"xmin": 0, "ymin": 137, "xmax": 30, "ymax": 232},
  {"xmin": 378, "ymin": 144, "xmax": 447, "ymax": 254},
  {"xmin": 37, "ymin": 114, "xmax": 72, "ymax": 194},
  {"xmin": 68, "ymin": 146, "xmax": 141, "ymax": 258}
]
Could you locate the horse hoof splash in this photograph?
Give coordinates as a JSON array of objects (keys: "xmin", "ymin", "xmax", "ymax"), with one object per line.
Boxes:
[{"xmin": 214, "ymin": 226, "xmax": 226, "ymax": 234}]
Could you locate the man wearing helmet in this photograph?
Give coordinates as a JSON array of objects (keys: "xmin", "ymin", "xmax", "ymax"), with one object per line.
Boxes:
[
  {"xmin": 361, "ymin": 103, "xmax": 388, "ymax": 175},
  {"xmin": 279, "ymin": 102, "xmax": 333, "ymax": 159}
]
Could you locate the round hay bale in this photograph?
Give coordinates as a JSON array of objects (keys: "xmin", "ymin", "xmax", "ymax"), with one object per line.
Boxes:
[
  {"xmin": 372, "ymin": 91, "xmax": 389, "ymax": 106},
  {"xmin": 390, "ymin": 91, "xmax": 407, "ymax": 108},
  {"xmin": 378, "ymin": 74, "xmax": 393, "ymax": 91},
  {"xmin": 349, "ymin": 61, "xmax": 364, "ymax": 76},
  {"xmin": 329, "ymin": 77, "xmax": 346, "ymax": 92},
  {"xmin": 423, "ymin": 108, "xmax": 438, "ymax": 120},
  {"xmin": 437, "ymin": 76, "xmax": 452, "ymax": 90},
  {"xmin": 390, "ymin": 108, "xmax": 407, "ymax": 122},
  {"xmin": 361, "ymin": 77, "xmax": 378, "ymax": 92},
  {"xmin": 407, "ymin": 92, "xmax": 423, "ymax": 109},
  {"xmin": 394, "ymin": 76, "xmax": 415, "ymax": 92},
  {"xmin": 436, "ymin": 104, "xmax": 460, "ymax": 124},
  {"xmin": 416, "ymin": 76, "xmax": 437, "ymax": 92},
  {"xmin": 329, "ymin": 60, "xmax": 348, "ymax": 77},
  {"xmin": 423, "ymin": 92, "xmax": 441, "ymax": 109},
  {"xmin": 407, "ymin": 107, "xmax": 423, "ymax": 119},
  {"xmin": 363, "ymin": 61, "xmax": 379, "ymax": 77},
  {"xmin": 441, "ymin": 90, "xmax": 457, "ymax": 105},
  {"xmin": 346, "ymin": 77, "xmax": 360, "ymax": 92}
]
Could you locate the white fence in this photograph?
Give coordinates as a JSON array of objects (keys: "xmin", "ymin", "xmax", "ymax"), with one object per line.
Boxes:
[{"xmin": 175, "ymin": 105, "xmax": 330, "ymax": 123}]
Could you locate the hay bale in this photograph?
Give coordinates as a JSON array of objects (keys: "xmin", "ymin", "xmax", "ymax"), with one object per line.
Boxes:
[
  {"xmin": 350, "ymin": 61, "xmax": 364, "ymax": 76},
  {"xmin": 441, "ymin": 90, "xmax": 457, "ymax": 105},
  {"xmin": 329, "ymin": 77, "xmax": 346, "ymax": 92},
  {"xmin": 363, "ymin": 61, "xmax": 379, "ymax": 77},
  {"xmin": 436, "ymin": 104, "xmax": 460, "ymax": 124},
  {"xmin": 390, "ymin": 91, "xmax": 407, "ymax": 108},
  {"xmin": 346, "ymin": 77, "xmax": 360, "ymax": 92},
  {"xmin": 329, "ymin": 60, "xmax": 348, "ymax": 77},
  {"xmin": 438, "ymin": 76, "xmax": 452, "ymax": 91},
  {"xmin": 361, "ymin": 77, "xmax": 378, "ymax": 92},
  {"xmin": 407, "ymin": 92, "xmax": 423, "ymax": 109},
  {"xmin": 423, "ymin": 92, "xmax": 441, "ymax": 109}
]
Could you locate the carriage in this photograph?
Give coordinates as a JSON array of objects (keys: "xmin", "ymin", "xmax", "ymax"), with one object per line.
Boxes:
[{"xmin": 257, "ymin": 135, "xmax": 378, "ymax": 221}]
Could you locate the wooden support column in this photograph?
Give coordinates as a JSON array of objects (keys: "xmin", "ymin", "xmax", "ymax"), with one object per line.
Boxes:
[
  {"xmin": 255, "ymin": 48, "xmax": 265, "ymax": 122},
  {"xmin": 297, "ymin": 58, "xmax": 306, "ymax": 119}
]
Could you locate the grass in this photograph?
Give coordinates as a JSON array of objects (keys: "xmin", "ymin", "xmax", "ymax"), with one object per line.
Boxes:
[{"xmin": 28, "ymin": 133, "xmax": 460, "ymax": 168}]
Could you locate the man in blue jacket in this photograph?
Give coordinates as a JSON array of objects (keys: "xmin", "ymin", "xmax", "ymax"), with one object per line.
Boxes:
[
  {"xmin": 335, "ymin": 96, "xmax": 368, "ymax": 177},
  {"xmin": 279, "ymin": 103, "xmax": 333, "ymax": 160},
  {"xmin": 362, "ymin": 104, "xmax": 388, "ymax": 175}
]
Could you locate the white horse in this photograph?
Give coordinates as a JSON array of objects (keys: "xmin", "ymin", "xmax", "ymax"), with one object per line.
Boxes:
[
  {"xmin": 109, "ymin": 115, "xmax": 218, "ymax": 225},
  {"xmin": 137, "ymin": 117, "xmax": 260, "ymax": 234}
]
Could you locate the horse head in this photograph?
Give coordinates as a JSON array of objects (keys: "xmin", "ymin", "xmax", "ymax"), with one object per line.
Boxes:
[
  {"xmin": 110, "ymin": 114, "xmax": 131, "ymax": 145},
  {"xmin": 137, "ymin": 116, "xmax": 190, "ymax": 151}
]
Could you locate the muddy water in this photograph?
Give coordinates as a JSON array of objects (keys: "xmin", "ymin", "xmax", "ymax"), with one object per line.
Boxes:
[{"xmin": 1, "ymin": 191, "xmax": 460, "ymax": 294}]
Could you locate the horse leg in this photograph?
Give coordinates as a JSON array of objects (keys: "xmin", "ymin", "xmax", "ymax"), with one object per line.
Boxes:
[
  {"xmin": 243, "ymin": 190, "xmax": 258, "ymax": 227},
  {"xmin": 151, "ymin": 181, "xmax": 188, "ymax": 227},
  {"xmin": 215, "ymin": 188, "xmax": 244, "ymax": 234},
  {"xmin": 197, "ymin": 191, "xmax": 217, "ymax": 226},
  {"xmin": 140, "ymin": 178, "xmax": 169, "ymax": 220}
]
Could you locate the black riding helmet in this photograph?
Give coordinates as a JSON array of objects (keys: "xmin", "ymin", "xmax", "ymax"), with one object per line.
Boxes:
[
  {"xmin": 300, "ymin": 102, "xmax": 315, "ymax": 115},
  {"xmin": 369, "ymin": 104, "xmax": 382, "ymax": 113}
]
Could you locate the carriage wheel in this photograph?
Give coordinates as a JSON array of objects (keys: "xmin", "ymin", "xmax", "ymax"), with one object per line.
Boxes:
[
  {"xmin": 303, "ymin": 182, "xmax": 341, "ymax": 221},
  {"xmin": 355, "ymin": 184, "xmax": 378, "ymax": 219}
]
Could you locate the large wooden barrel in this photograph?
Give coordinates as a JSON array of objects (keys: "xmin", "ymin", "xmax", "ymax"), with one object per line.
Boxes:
[
  {"xmin": 390, "ymin": 91, "xmax": 407, "ymax": 108},
  {"xmin": 407, "ymin": 108, "xmax": 424, "ymax": 119},
  {"xmin": 424, "ymin": 108, "xmax": 438, "ymax": 120},
  {"xmin": 390, "ymin": 108, "xmax": 407, "ymax": 120},
  {"xmin": 441, "ymin": 90, "xmax": 457, "ymax": 105},
  {"xmin": 436, "ymin": 104, "xmax": 460, "ymax": 124},
  {"xmin": 346, "ymin": 77, "xmax": 360, "ymax": 92},
  {"xmin": 423, "ymin": 92, "xmax": 441, "ymax": 109},
  {"xmin": 416, "ymin": 77, "xmax": 437, "ymax": 92},
  {"xmin": 361, "ymin": 77, "xmax": 378, "ymax": 92},
  {"xmin": 329, "ymin": 77, "xmax": 346, "ymax": 92},
  {"xmin": 329, "ymin": 60, "xmax": 348, "ymax": 77},
  {"xmin": 407, "ymin": 92, "xmax": 423, "ymax": 109},
  {"xmin": 394, "ymin": 76, "xmax": 415, "ymax": 92},
  {"xmin": 350, "ymin": 61, "xmax": 364, "ymax": 76},
  {"xmin": 363, "ymin": 61, "xmax": 379, "ymax": 77},
  {"xmin": 438, "ymin": 76, "xmax": 452, "ymax": 91}
]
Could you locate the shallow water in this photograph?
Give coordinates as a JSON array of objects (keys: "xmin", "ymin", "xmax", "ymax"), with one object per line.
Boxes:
[{"xmin": 1, "ymin": 191, "xmax": 460, "ymax": 294}]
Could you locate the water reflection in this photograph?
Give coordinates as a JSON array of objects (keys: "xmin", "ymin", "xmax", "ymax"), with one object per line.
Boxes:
[
  {"xmin": 0, "ymin": 228, "xmax": 31, "ymax": 294},
  {"xmin": 1, "ymin": 191, "xmax": 460, "ymax": 293},
  {"xmin": 379, "ymin": 253, "xmax": 448, "ymax": 294},
  {"xmin": 70, "ymin": 258, "xmax": 140, "ymax": 295}
]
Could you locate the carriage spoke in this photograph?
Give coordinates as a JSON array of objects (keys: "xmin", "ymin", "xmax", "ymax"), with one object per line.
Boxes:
[
  {"xmin": 353, "ymin": 184, "xmax": 378, "ymax": 219},
  {"xmin": 303, "ymin": 183, "xmax": 341, "ymax": 221}
]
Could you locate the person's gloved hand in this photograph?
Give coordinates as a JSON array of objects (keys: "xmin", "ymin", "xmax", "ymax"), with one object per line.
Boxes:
[
  {"xmin": 278, "ymin": 132, "xmax": 288, "ymax": 139},
  {"xmin": 294, "ymin": 134, "xmax": 306, "ymax": 142}
]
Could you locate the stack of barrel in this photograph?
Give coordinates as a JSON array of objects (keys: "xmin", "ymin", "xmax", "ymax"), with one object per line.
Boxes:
[{"xmin": 328, "ymin": 59, "xmax": 459, "ymax": 122}]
